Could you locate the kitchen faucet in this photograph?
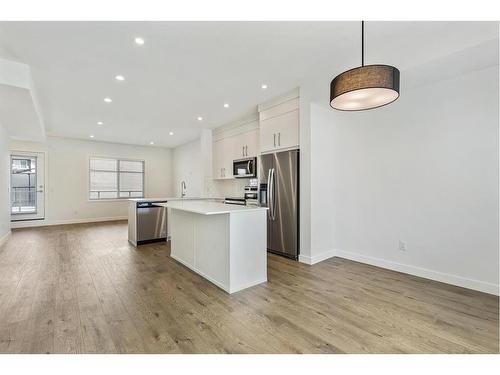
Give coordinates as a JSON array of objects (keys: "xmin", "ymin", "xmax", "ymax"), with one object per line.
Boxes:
[{"xmin": 180, "ymin": 180, "xmax": 187, "ymax": 198}]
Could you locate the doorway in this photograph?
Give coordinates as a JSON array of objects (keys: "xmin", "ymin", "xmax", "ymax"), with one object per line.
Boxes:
[{"xmin": 10, "ymin": 152, "xmax": 45, "ymax": 221}]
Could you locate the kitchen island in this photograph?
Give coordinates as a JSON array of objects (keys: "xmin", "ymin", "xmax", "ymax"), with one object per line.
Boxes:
[
  {"xmin": 127, "ymin": 197, "xmax": 223, "ymax": 246},
  {"xmin": 157, "ymin": 200, "xmax": 268, "ymax": 294}
]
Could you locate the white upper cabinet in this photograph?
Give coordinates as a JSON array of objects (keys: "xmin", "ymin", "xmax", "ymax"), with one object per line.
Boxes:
[
  {"xmin": 213, "ymin": 137, "xmax": 233, "ymax": 179},
  {"xmin": 212, "ymin": 116, "xmax": 260, "ymax": 180},
  {"xmin": 238, "ymin": 128, "xmax": 259, "ymax": 158},
  {"xmin": 212, "ymin": 138, "xmax": 223, "ymax": 179},
  {"xmin": 212, "ymin": 91, "xmax": 300, "ymax": 179},
  {"xmin": 259, "ymin": 96, "xmax": 299, "ymax": 153}
]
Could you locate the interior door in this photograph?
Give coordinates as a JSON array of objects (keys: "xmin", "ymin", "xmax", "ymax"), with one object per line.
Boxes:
[{"xmin": 10, "ymin": 152, "xmax": 45, "ymax": 221}]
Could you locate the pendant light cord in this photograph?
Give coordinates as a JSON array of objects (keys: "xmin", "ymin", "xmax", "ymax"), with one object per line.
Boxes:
[{"xmin": 361, "ymin": 20, "xmax": 364, "ymax": 67}]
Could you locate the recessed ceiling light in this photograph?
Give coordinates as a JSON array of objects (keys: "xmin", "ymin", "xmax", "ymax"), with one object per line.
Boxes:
[
  {"xmin": 197, "ymin": 116, "xmax": 203, "ymax": 121},
  {"xmin": 115, "ymin": 75, "xmax": 125, "ymax": 81},
  {"xmin": 104, "ymin": 97, "xmax": 112, "ymax": 103},
  {"xmin": 169, "ymin": 131, "xmax": 174, "ymax": 136},
  {"xmin": 261, "ymin": 84, "xmax": 268, "ymax": 90},
  {"xmin": 223, "ymin": 103, "xmax": 229, "ymax": 108},
  {"xmin": 90, "ymin": 135, "xmax": 95, "ymax": 138},
  {"xmin": 150, "ymin": 141, "xmax": 154, "ymax": 145},
  {"xmin": 97, "ymin": 121, "xmax": 103, "ymax": 125},
  {"xmin": 134, "ymin": 37, "xmax": 145, "ymax": 45}
]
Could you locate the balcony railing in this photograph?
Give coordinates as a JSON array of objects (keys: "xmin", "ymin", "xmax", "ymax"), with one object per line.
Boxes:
[{"xmin": 11, "ymin": 186, "xmax": 36, "ymax": 214}]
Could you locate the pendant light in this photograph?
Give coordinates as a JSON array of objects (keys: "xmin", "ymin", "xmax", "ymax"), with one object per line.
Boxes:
[{"xmin": 330, "ymin": 21, "xmax": 400, "ymax": 111}]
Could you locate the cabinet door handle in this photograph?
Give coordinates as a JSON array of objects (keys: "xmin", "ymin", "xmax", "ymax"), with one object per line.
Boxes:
[
  {"xmin": 278, "ymin": 132, "xmax": 281, "ymax": 146},
  {"xmin": 245, "ymin": 145, "xmax": 248, "ymax": 156},
  {"xmin": 242, "ymin": 146, "xmax": 245, "ymax": 157},
  {"xmin": 273, "ymin": 133, "xmax": 276, "ymax": 147}
]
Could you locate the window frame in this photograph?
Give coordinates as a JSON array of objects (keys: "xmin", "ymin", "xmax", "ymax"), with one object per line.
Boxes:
[{"xmin": 88, "ymin": 156, "xmax": 145, "ymax": 201}]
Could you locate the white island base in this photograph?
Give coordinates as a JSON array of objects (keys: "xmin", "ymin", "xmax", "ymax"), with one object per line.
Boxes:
[{"xmin": 161, "ymin": 201, "xmax": 268, "ymax": 294}]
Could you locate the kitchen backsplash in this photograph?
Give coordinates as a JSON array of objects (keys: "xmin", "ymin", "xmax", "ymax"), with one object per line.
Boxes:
[{"xmin": 205, "ymin": 177, "xmax": 249, "ymax": 198}]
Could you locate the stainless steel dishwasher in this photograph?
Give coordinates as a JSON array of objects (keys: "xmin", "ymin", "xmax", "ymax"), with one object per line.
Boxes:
[{"xmin": 136, "ymin": 201, "xmax": 167, "ymax": 245}]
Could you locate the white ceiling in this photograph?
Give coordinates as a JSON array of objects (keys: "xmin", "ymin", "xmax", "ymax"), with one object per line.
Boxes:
[
  {"xmin": 0, "ymin": 58, "xmax": 46, "ymax": 141},
  {"xmin": 0, "ymin": 21, "xmax": 497, "ymax": 148}
]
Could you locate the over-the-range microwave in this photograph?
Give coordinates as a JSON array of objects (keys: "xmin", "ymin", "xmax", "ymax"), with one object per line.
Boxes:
[{"xmin": 233, "ymin": 157, "xmax": 257, "ymax": 178}]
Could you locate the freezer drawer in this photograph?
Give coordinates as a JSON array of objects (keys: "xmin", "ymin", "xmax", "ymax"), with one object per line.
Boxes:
[{"xmin": 137, "ymin": 205, "xmax": 167, "ymax": 244}]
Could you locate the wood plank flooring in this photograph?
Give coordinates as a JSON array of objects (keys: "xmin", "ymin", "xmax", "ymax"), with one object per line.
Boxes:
[{"xmin": 0, "ymin": 221, "xmax": 498, "ymax": 353}]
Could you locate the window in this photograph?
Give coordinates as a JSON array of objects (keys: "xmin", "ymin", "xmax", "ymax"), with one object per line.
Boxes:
[{"xmin": 89, "ymin": 157, "xmax": 144, "ymax": 200}]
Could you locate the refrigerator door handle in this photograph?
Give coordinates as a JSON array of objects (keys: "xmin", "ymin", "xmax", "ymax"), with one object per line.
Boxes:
[
  {"xmin": 271, "ymin": 168, "xmax": 277, "ymax": 221},
  {"xmin": 267, "ymin": 168, "xmax": 272, "ymax": 220}
]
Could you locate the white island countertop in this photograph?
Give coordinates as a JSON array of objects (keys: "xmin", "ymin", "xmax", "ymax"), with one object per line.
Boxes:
[
  {"xmin": 128, "ymin": 197, "xmax": 223, "ymax": 203},
  {"xmin": 157, "ymin": 200, "xmax": 267, "ymax": 215}
]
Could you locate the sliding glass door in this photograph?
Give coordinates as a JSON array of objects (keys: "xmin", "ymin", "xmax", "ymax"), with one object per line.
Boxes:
[{"xmin": 10, "ymin": 152, "xmax": 45, "ymax": 221}]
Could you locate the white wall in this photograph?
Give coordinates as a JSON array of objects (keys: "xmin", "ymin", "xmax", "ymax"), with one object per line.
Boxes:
[
  {"xmin": 305, "ymin": 65, "xmax": 499, "ymax": 294},
  {"xmin": 9, "ymin": 136, "xmax": 173, "ymax": 225},
  {"xmin": 0, "ymin": 123, "xmax": 10, "ymax": 243},
  {"xmin": 299, "ymin": 87, "xmax": 313, "ymax": 263},
  {"xmin": 172, "ymin": 138, "xmax": 203, "ymax": 198}
]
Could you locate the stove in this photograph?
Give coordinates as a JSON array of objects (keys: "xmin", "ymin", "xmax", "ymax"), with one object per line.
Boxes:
[{"xmin": 224, "ymin": 197, "xmax": 246, "ymax": 206}]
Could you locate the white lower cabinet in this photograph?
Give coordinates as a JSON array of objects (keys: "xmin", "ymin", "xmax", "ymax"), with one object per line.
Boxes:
[{"xmin": 169, "ymin": 207, "xmax": 267, "ymax": 294}]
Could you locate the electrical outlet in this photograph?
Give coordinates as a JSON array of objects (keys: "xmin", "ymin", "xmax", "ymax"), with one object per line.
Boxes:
[{"xmin": 398, "ymin": 240, "xmax": 407, "ymax": 251}]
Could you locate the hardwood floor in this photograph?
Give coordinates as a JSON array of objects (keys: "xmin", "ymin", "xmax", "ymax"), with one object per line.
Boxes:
[{"xmin": 0, "ymin": 221, "xmax": 498, "ymax": 353}]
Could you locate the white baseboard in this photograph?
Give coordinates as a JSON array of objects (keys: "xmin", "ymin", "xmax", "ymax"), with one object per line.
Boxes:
[
  {"xmin": 230, "ymin": 277, "xmax": 268, "ymax": 294},
  {"xmin": 11, "ymin": 216, "xmax": 127, "ymax": 229},
  {"xmin": 0, "ymin": 230, "xmax": 11, "ymax": 247},
  {"xmin": 299, "ymin": 248, "xmax": 498, "ymax": 296},
  {"xmin": 335, "ymin": 249, "xmax": 499, "ymax": 296},
  {"xmin": 299, "ymin": 249, "xmax": 337, "ymax": 265}
]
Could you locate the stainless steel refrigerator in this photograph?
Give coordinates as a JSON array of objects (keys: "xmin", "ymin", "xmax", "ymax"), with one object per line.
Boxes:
[{"xmin": 259, "ymin": 150, "xmax": 299, "ymax": 260}]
